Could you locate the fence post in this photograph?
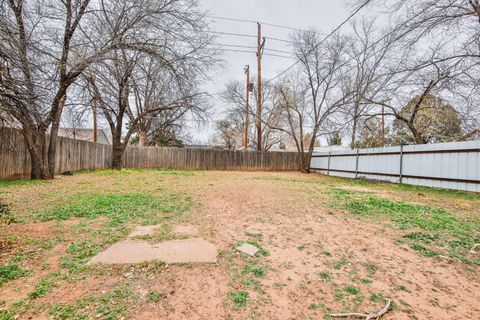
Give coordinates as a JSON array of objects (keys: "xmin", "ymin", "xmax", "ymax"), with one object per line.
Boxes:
[
  {"xmin": 399, "ymin": 145, "xmax": 404, "ymax": 184},
  {"xmin": 355, "ymin": 149, "xmax": 359, "ymax": 179},
  {"xmin": 327, "ymin": 151, "xmax": 331, "ymax": 176}
]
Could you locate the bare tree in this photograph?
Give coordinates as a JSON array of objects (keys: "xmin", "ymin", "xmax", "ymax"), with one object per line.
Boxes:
[
  {"xmin": 211, "ymin": 119, "xmax": 242, "ymax": 150},
  {"xmin": 350, "ymin": 0, "xmax": 480, "ymax": 139},
  {"xmin": 364, "ymin": 58, "xmax": 465, "ymax": 144},
  {"xmin": 87, "ymin": 50, "xmax": 212, "ymax": 169},
  {"xmin": 0, "ymin": 0, "xmax": 213, "ymax": 179},
  {"xmin": 272, "ymin": 32, "xmax": 352, "ymax": 172},
  {"xmin": 219, "ymin": 79, "xmax": 286, "ymax": 151},
  {"xmin": 342, "ymin": 19, "xmax": 398, "ymax": 149},
  {"xmin": 129, "ymin": 56, "xmax": 209, "ymax": 147}
]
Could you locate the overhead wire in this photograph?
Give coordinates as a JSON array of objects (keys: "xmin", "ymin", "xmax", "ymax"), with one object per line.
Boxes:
[
  {"xmin": 263, "ymin": 53, "xmax": 296, "ymax": 60},
  {"xmin": 264, "ymin": 36, "xmax": 293, "ymax": 44},
  {"xmin": 265, "ymin": 4, "xmax": 433, "ymax": 87},
  {"xmin": 219, "ymin": 48, "xmax": 257, "ymax": 54},
  {"xmin": 265, "ymin": 1, "xmax": 370, "ymax": 83},
  {"xmin": 206, "ymin": 14, "xmax": 303, "ymax": 32}
]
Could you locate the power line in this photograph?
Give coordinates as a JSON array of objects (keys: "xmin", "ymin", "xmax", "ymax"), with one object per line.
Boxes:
[
  {"xmin": 275, "ymin": 5, "xmax": 434, "ymax": 87},
  {"xmin": 263, "ymin": 53, "xmax": 296, "ymax": 60},
  {"xmin": 206, "ymin": 30, "xmax": 258, "ymax": 38},
  {"xmin": 206, "ymin": 14, "xmax": 303, "ymax": 32},
  {"xmin": 264, "ymin": 48, "xmax": 292, "ymax": 55},
  {"xmin": 218, "ymin": 48, "xmax": 294, "ymax": 59},
  {"xmin": 265, "ymin": 2, "xmax": 369, "ymax": 83},
  {"xmin": 265, "ymin": 36, "xmax": 293, "ymax": 44},
  {"xmin": 219, "ymin": 48, "xmax": 257, "ymax": 54},
  {"xmin": 217, "ymin": 43, "xmax": 257, "ymax": 50},
  {"xmin": 206, "ymin": 15, "xmax": 258, "ymax": 24}
]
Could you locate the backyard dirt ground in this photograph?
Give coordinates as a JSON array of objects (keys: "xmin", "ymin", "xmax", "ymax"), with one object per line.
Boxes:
[{"xmin": 0, "ymin": 170, "xmax": 479, "ymax": 320}]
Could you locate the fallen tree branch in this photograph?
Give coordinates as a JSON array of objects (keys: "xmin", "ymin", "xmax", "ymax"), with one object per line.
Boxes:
[{"xmin": 330, "ymin": 299, "xmax": 392, "ymax": 320}]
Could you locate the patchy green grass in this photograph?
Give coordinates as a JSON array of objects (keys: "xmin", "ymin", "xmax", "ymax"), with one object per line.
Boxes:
[
  {"xmin": 0, "ymin": 180, "xmax": 46, "ymax": 188},
  {"xmin": 1, "ymin": 170, "xmax": 478, "ymax": 319},
  {"xmin": 226, "ymin": 239, "xmax": 271, "ymax": 309},
  {"xmin": 31, "ymin": 192, "xmax": 193, "ymax": 225},
  {"xmin": 227, "ymin": 290, "xmax": 248, "ymax": 308},
  {"xmin": 242, "ymin": 259, "xmax": 267, "ymax": 278},
  {"xmin": 0, "ymin": 264, "xmax": 30, "ymax": 287},
  {"xmin": 146, "ymin": 291, "xmax": 163, "ymax": 303},
  {"xmin": 77, "ymin": 168, "xmax": 195, "ymax": 177},
  {"xmin": 370, "ymin": 292, "xmax": 384, "ymax": 302},
  {"xmin": 0, "ymin": 179, "xmax": 196, "ymax": 318},
  {"xmin": 48, "ymin": 285, "xmax": 136, "ymax": 320},
  {"xmin": 316, "ymin": 271, "xmax": 331, "ymax": 282},
  {"xmin": 359, "ymin": 278, "xmax": 373, "ymax": 284},
  {"xmin": 331, "ymin": 189, "xmax": 479, "ymax": 265},
  {"xmin": 333, "ymin": 258, "xmax": 349, "ymax": 270},
  {"xmin": 28, "ymin": 276, "xmax": 56, "ymax": 299},
  {"xmin": 328, "ymin": 175, "xmax": 479, "ymax": 202},
  {"xmin": 344, "ymin": 286, "xmax": 360, "ymax": 295}
]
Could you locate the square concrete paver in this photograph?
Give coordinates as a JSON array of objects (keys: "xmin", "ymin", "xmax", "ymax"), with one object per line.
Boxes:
[
  {"xmin": 126, "ymin": 225, "xmax": 159, "ymax": 239},
  {"xmin": 88, "ymin": 238, "xmax": 217, "ymax": 264},
  {"xmin": 236, "ymin": 243, "xmax": 259, "ymax": 256}
]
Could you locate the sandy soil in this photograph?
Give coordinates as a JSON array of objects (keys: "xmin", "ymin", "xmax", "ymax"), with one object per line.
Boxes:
[{"xmin": 1, "ymin": 171, "xmax": 479, "ymax": 320}]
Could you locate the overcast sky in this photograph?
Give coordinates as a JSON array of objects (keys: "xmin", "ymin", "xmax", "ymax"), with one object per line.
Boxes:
[{"xmin": 186, "ymin": 0, "xmax": 350, "ymax": 144}]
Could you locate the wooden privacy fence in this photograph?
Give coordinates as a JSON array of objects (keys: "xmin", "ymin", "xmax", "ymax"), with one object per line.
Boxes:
[
  {"xmin": 309, "ymin": 140, "xmax": 480, "ymax": 192},
  {"xmin": 0, "ymin": 127, "xmax": 300, "ymax": 180}
]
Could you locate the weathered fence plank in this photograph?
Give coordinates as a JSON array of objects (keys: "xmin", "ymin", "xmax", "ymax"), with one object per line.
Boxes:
[{"xmin": 0, "ymin": 128, "xmax": 300, "ymax": 180}]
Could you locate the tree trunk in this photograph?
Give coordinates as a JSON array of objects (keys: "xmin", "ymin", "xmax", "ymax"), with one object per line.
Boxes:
[
  {"xmin": 138, "ymin": 130, "xmax": 146, "ymax": 146},
  {"xmin": 350, "ymin": 101, "xmax": 360, "ymax": 149},
  {"xmin": 302, "ymin": 152, "xmax": 312, "ymax": 173},
  {"xmin": 111, "ymin": 146, "xmax": 124, "ymax": 170},
  {"xmin": 298, "ymin": 151, "xmax": 308, "ymax": 173},
  {"xmin": 47, "ymin": 95, "xmax": 66, "ymax": 178},
  {"xmin": 110, "ymin": 130, "xmax": 125, "ymax": 170},
  {"xmin": 350, "ymin": 118, "xmax": 357, "ymax": 149},
  {"xmin": 28, "ymin": 132, "xmax": 50, "ymax": 180}
]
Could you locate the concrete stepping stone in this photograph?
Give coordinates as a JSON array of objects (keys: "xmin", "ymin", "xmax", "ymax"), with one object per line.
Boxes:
[
  {"xmin": 88, "ymin": 238, "xmax": 217, "ymax": 265},
  {"xmin": 89, "ymin": 224, "xmax": 216, "ymax": 265},
  {"xmin": 127, "ymin": 225, "xmax": 159, "ymax": 239},
  {"xmin": 236, "ymin": 243, "xmax": 259, "ymax": 257}
]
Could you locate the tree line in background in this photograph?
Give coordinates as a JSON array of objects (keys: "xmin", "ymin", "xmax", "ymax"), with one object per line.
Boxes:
[
  {"xmin": 214, "ymin": 0, "xmax": 480, "ymax": 172},
  {"xmin": 1, "ymin": 0, "xmax": 479, "ymax": 178},
  {"xmin": 0, "ymin": 0, "xmax": 216, "ymax": 178}
]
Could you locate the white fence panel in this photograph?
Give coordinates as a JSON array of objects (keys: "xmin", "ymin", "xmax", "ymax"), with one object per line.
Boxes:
[{"xmin": 309, "ymin": 140, "xmax": 480, "ymax": 192}]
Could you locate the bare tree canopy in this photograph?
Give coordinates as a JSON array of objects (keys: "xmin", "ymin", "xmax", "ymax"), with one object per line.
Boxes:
[
  {"xmin": 0, "ymin": 0, "xmax": 216, "ymax": 178},
  {"xmin": 217, "ymin": 79, "xmax": 286, "ymax": 151},
  {"xmin": 349, "ymin": 0, "xmax": 480, "ymax": 140},
  {"xmin": 272, "ymin": 31, "xmax": 352, "ymax": 171}
]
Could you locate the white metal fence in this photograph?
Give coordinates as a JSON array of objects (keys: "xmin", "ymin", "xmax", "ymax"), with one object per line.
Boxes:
[{"xmin": 309, "ymin": 140, "xmax": 480, "ymax": 192}]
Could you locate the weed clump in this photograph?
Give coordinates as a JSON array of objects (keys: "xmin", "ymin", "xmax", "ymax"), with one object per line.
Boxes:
[
  {"xmin": 227, "ymin": 290, "xmax": 248, "ymax": 308},
  {"xmin": 0, "ymin": 202, "xmax": 14, "ymax": 224},
  {"xmin": 0, "ymin": 264, "xmax": 29, "ymax": 287}
]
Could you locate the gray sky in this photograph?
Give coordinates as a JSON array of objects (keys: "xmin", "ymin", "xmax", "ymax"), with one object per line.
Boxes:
[{"xmin": 186, "ymin": 0, "xmax": 349, "ymax": 143}]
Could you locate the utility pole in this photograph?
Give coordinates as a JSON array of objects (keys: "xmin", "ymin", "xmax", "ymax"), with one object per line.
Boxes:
[
  {"xmin": 256, "ymin": 22, "xmax": 265, "ymax": 151},
  {"xmin": 381, "ymin": 104, "xmax": 385, "ymax": 147},
  {"xmin": 244, "ymin": 65, "xmax": 250, "ymax": 151}
]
